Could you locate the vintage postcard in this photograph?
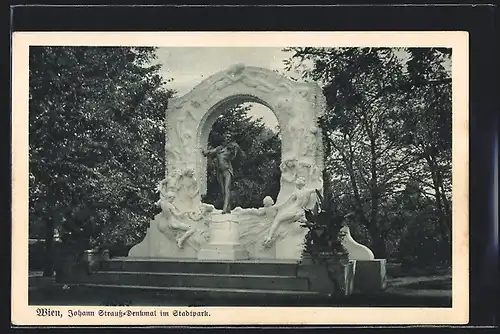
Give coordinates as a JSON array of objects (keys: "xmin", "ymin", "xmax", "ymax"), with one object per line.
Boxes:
[{"xmin": 12, "ymin": 31, "xmax": 469, "ymax": 326}]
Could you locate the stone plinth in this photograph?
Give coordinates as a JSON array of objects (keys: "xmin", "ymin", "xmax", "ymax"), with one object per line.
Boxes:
[
  {"xmin": 128, "ymin": 215, "xmax": 202, "ymax": 259},
  {"xmin": 339, "ymin": 226, "xmax": 386, "ymax": 293},
  {"xmin": 298, "ymin": 255, "xmax": 356, "ymax": 296},
  {"xmin": 353, "ymin": 259, "xmax": 387, "ymax": 293},
  {"xmin": 275, "ymin": 221, "xmax": 308, "ymax": 260},
  {"xmin": 197, "ymin": 214, "xmax": 249, "ymax": 260}
]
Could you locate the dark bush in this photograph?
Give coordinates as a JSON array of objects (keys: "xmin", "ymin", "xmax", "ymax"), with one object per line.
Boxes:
[
  {"xmin": 302, "ymin": 190, "xmax": 348, "ymax": 259},
  {"xmin": 108, "ymin": 243, "xmax": 134, "ymax": 258},
  {"xmin": 398, "ymin": 219, "xmax": 451, "ymax": 272},
  {"xmin": 28, "ymin": 239, "xmax": 46, "ymax": 271}
]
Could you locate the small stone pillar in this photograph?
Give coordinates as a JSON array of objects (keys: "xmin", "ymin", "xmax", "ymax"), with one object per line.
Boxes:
[
  {"xmin": 354, "ymin": 259, "xmax": 387, "ymax": 292},
  {"xmin": 298, "ymin": 253, "xmax": 356, "ymax": 296},
  {"xmin": 341, "ymin": 226, "xmax": 387, "ymax": 293},
  {"xmin": 101, "ymin": 249, "xmax": 110, "ymax": 261},
  {"xmin": 197, "ymin": 213, "xmax": 249, "ymax": 260},
  {"xmin": 82, "ymin": 249, "xmax": 101, "ymax": 272}
]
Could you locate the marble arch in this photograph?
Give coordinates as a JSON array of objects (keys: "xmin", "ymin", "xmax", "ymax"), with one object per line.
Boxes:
[
  {"xmin": 165, "ymin": 64, "xmax": 326, "ymax": 206},
  {"xmin": 129, "ymin": 64, "xmax": 327, "ymax": 260}
]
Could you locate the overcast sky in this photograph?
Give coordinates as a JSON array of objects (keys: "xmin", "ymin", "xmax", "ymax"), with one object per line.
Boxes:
[
  {"xmin": 153, "ymin": 47, "xmax": 450, "ymax": 130},
  {"xmin": 153, "ymin": 47, "xmax": 301, "ymax": 129}
]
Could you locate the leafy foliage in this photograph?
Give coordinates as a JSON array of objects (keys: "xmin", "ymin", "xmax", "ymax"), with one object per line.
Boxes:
[
  {"xmin": 302, "ymin": 190, "xmax": 348, "ymax": 259},
  {"xmin": 29, "ymin": 47, "xmax": 174, "ymax": 274},
  {"xmin": 284, "ymin": 47, "xmax": 452, "ymax": 266},
  {"xmin": 29, "ymin": 45, "xmax": 453, "ymax": 276}
]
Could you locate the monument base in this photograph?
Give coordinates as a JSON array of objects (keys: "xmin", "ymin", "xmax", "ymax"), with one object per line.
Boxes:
[
  {"xmin": 197, "ymin": 213, "xmax": 249, "ymax": 260},
  {"xmin": 197, "ymin": 244, "xmax": 249, "ymax": 261},
  {"xmin": 298, "ymin": 255, "xmax": 355, "ymax": 296},
  {"xmin": 353, "ymin": 259, "xmax": 387, "ymax": 293}
]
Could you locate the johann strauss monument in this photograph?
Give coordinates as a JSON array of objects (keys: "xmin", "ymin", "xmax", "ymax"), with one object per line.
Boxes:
[
  {"xmin": 129, "ymin": 64, "xmax": 325, "ymax": 261},
  {"xmin": 123, "ymin": 64, "xmax": 385, "ymax": 295}
]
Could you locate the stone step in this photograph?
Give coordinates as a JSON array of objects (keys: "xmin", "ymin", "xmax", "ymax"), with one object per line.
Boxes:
[
  {"xmin": 100, "ymin": 258, "xmax": 299, "ymax": 277},
  {"xmin": 63, "ymin": 283, "xmax": 321, "ymax": 305},
  {"xmin": 69, "ymin": 283, "xmax": 320, "ymax": 296},
  {"xmin": 82, "ymin": 271, "xmax": 310, "ymax": 291}
]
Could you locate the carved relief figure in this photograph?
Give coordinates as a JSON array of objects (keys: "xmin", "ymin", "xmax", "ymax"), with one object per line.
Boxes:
[
  {"xmin": 256, "ymin": 196, "xmax": 277, "ymax": 218},
  {"xmin": 309, "ymin": 163, "xmax": 323, "ymax": 187},
  {"xmin": 221, "ymin": 65, "xmax": 279, "ymax": 95},
  {"xmin": 301, "ymin": 124, "xmax": 319, "ymax": 157},
  {"xmin": 283, "ymin": 105, "xmax": 303, "ymax": 142},
  {"xmin": 176, "ymin": 169, "xmax": 199, "ymax": 197},
  {"xmin": 297, "ymin": 159, "xmax": 315, "ymax": 182},
  {"xmin": 206, "ymin": 76, "xmax": 232, "ymax": 101},
  {"xmin": 263, "ymin": 176, "xmax": 319, "ymax": 247},
  {"xmin": 280, "ymin": 158, "xmax": 297, "ymax": 183},
  {"xmin": 294, "ymin": 159, "xmax": 323, "ymax": 190},
  {"xmin": 284, "ymin": 93, "xmax": 319, "ymax": 158},
  {"xmin": 165, "ymin": 140, "xmax": 181, "ymax": 163},
  {"xmin": 166, "ymin": 102, "xmax": 198, "ymax": 169},
  {"xmin": 278, "ymin": 99, "xmax": 309, "ymax": 158},
  {"xmin": 241, "ymin": 71, "xmax": 277, "ymax": 94},
  {"xmin": 170, "ymin": 169, "xmax": 202, "ymax": 213},
  {"xmin": 174, "ymin": 109, "xmax": 197, "ymax": 148},
  {"xmin": 157, "ymin": 192, "xmax": 196, "ymax": 248},
  {"xmin": 202, "ymin": 141, "xmax": 246, "ymax": 213}
]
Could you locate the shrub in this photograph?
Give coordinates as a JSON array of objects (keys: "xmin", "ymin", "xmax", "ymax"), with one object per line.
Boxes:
[
  {"xmin": 28, "ymin": 239, "xmax": 46, "ymax": 271},
  {"xmin": 398, "ymin": 219, "xmax": 451, "ymax": 272},
  {"xmin": 302, "ymin": 190, "xmax": 348, "ymax": 260}
]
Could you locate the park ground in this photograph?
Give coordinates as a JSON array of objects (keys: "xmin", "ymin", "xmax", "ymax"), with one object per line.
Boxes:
[{"xmin": 27, "ymin": 263, "xmax": 452, "ymax": 307}]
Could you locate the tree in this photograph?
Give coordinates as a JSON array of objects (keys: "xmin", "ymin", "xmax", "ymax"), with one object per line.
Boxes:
[
  {"xmin": 285, "ymin": 47, "xmax": 409, "ymax": 257},
  {"xmin": 29, "ymin": 46, "xmax": 173, "ymax": 275},
  {"xmin": 283, "ymin": 47, "xmax": 452, "ymax": 262},
  {"xmin": 400, "ymin": 48, "xmax": 452, "ymax": 250}
]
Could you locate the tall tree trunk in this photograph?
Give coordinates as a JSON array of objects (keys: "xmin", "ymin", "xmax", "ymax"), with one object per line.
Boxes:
[
  {"xmin": 43, "ymin": 217, "xmax": 54, "ymax": 277},
  {"xmin": 426, "ymin": 155, "xmax": 452, "ymax": 265},
  {"xmin": 341, "ymin": 141, "xmax": 365, "ymax": 222},
  {"xmin": 369, "ymin": 134, "xmax": 385, "ymax": 258},
  {"xmin": 367, "ymin": 224, "xmax": 387, "ymax": 259},
  {"xmin": 426, "ymin": 156, "xmax": 451, "ymax": 245},
  {"xmin": 439, "ymin": 182, "xmax": 452, "ymax": 231}
]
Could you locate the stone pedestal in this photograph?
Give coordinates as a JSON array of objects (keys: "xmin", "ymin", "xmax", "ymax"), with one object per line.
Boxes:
[
  {"xmin": 339, "ymin": 226, "xmax": 387, "ymax": 293},
  {"xmin": 298, "ymin": 255, "xmax": 356, "ymax": 296},
  {"xmin": 353, "ymin": 259, "xmax": 387, "ymax": 293},
  {"xmin": 197, "ymin": 214, "xmax": 249, "ymax": 260},
  {"xmin": 275, "ymin": 222, "xmax": 308, "ymax": 260}
]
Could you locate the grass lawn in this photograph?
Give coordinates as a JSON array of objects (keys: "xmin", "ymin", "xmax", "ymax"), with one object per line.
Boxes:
[{"xmin": 403, "ymin": 278, "xmax": 452, "ymax": 290}]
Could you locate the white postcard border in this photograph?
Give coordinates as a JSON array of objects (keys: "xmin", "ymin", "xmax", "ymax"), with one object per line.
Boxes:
[{"xmin": 12, "ymin": 31, "xmax": 469, "ymax": 326}]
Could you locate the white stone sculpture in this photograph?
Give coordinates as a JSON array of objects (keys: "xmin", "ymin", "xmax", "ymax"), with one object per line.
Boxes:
[
  {"xmin": 157, "ymin": 191, "xmax": 196, "ymax": 248},
  {"xmin": 174, "ymin": 111, "xmax": 195, "ymax": 147},
  {"xmin": 340, "ymin": 225, "xmax": 375, "ymax": 261},
  {"xmin": 128, "ymin": 170, "xmax": 213, "ymax": 258},
  {"xmin": 262, "ymin": 176, "xmax": 319, "ymax": 248},
  {"xmin": 129, "ymin": 64, "xmax": 327, "ymax": 261},
  {"xmin": 168, "ymin": 64, "xmax": 324, "ymax": 201}
]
